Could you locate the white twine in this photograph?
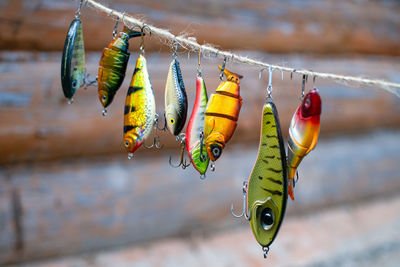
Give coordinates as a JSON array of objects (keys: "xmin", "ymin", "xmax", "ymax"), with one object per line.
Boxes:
[{"xmin": 85, "ymin": 0, "xmax": 400, "ymax": 97}]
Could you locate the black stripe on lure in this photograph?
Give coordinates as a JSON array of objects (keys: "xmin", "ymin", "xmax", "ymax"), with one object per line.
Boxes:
[
  {"xmin": 232, "ymin": 99, "xmax": 288, "ymax": 259},
  {"xmin": 164, "ymin": 56, "xmax": 188, "ymax": 136},
  {"xmin": 61, "ymin": 14, "xmax": 85, "ymax": 103}
]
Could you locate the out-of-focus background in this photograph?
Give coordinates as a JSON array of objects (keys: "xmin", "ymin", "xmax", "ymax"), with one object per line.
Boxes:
[{"xmin": 1, "ymin": 0, "xmax": 400, "ymax": 266}]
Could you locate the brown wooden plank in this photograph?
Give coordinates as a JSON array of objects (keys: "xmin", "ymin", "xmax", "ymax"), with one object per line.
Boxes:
[{"xmin": 0, "ymin": 0, "xmax": 399, "ymax": 55}]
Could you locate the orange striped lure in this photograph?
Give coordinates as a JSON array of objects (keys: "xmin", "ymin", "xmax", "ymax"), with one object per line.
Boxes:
[
  {"xmin": 123, "ymin": 55, "xmax": 156, "ymax": 158},
  {"xmin": 204, "ymin": 66, "xmax": 243, "ymax": 162},
  {"xmin": 287, "ymin": 89, "xmax": 322, "ymax": 200},
  {"xmin": 98, "ymin": 27, "xmax": 142, "ymax": 111}
]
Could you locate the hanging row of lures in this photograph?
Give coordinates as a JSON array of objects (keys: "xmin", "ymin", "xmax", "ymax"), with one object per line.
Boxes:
[{"xmin": 61, "ymin": 2, "xmax": 322, "ymax": 259}]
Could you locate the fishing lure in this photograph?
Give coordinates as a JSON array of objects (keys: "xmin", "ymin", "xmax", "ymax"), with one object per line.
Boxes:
[
  {"xmin": 164, "ymin": 58, "xmax": 188, "ymax": 136},
  {"xmin": 98, "ymin": 26, "xmax": 142, "ymax": 110},
  {"xmin": 247, "ymin": 99, "xmax": 288, "ymax": 257},
  {"xmin": 61, "ymin": 17, "xmax": 85, "ymax": 102},
  {"xmin": 204, "ymin": 66, "xmax": 243, "ymax": 162},
  {"xmin": 185, "ymin": 75, "xmax": 209, "ymax": 177},
  {"xmin": 123, "ymin": 55, "xmax": 156, "ymax": 158},
  {"xmin": 287, "ymin": 88, "xmax": 322, "ymax": 200}
]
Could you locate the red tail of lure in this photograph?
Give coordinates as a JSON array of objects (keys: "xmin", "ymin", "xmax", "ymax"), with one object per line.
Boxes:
[{"xmin": 287, "ymin": 89, "xmax": 322, "ymax": 200}]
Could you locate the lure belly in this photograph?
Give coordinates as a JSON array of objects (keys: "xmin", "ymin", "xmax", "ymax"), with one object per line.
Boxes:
[
  {"xmin": 98, "ymin": 27, "xmax": 142, "ymax": 108},
  {"xmin": 247, "ymin": 100, "xmax": 287, "ymax": 249},
  {"xmin": 123, "ymin": 55, "xmax": 156, "ymax": 155},
  {"xmin": 204, "ymin": 66, "xmax": 243, "ymax": 161},
  {"xmin": 185, "ymin": 76, "xmax": 209, "ymax": 175},
  {"xmin": 165, "ymin": 59, "xmax": 188, "ymax": 136},
  {"xmin": 61, "ymin": 18, "xmax": 85, "ymax": 100},
  {"xmin": 287, "ymin": 88, "xmax": 321, "ymax": 200}
]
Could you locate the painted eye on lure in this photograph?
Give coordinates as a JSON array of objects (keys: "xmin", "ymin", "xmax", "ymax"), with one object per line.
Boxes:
[
  {"xmin": 204, "ymin": 66, "xmax": 243, "ymax": 162},
  {"xmin": 261, "ymin": 208, "xmax": 274, "ymax": 230}
]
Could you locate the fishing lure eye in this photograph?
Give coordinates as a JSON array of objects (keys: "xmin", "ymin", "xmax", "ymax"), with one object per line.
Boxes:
[
  {"xmin": 170, "ymin": 118, "xmax": 175, "ymax": 124},
  {"xmin": 261, "ymin": 207, "xmax": 274, "ymax": 230},
  {"xmin": 305, "ymin": 98, "xmax": 311, "ymax": 108},
  {"xmin": 124, "ymin": 141, "xmax": 130, "ymax": 147},
  {"xmin": 72, "ymin": 80, "xmax": 77, "ymax": 87},
  {"xmin": 212, "ymin": 147, "xmax": 221, "ymax": 157},
  {"xmin": 102, "ymin": 95, "xmax": 107, "ymax": 100}
]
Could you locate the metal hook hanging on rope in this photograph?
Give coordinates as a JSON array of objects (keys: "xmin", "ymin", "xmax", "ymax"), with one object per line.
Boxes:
[
  {"xmin": 197, "ymin": 47, "xmax": 202, "ymax": 76},
  {"xmin": 173, "ymin": 41, "xmax": 179, "ymax": 59},
  {"xmin": 112, "ymin": 16, "xmax": 119, "ymax": 38},
  {"xmin": 259, "ymin": 66, "xmax": 284, "ymax": 99},
  {"xmin": 231, "ymin": 181, "xmax": 250, "ymax": 220},
  {"xmin": 75, "ymin": 0, "xmax": 83, "ymax": 18},
  {"xmin": 301, "ymin": 74, "xmax": 308, "ymax": 99},
  {"xmin": 219, "ymin": 57, "xmax": 227, "ymax": 80}
]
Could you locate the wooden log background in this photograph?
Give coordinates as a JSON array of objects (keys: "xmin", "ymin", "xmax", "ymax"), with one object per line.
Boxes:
[
  {"xmin": 0, "ymin": 0, "xmax": 399, "ymax": 265},
  {"xmin": 0, "ymin": 0, "xmax": 399, "ymax": 55}
]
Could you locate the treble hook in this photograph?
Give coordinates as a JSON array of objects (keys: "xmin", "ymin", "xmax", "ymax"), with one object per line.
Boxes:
[
  {"xmin": 154, "ymin": 113, "xmax": 166, "ymax": 131},
  {"xmin": 231, "ymin": 181, "xmax": 250, "ymax": 220},
  {"xmin": 143, "ymin": 116, "xmax": 164, "ymax": 149},
  {"xmin": 169, "ymin": 135, "xmax": 190, "ymax": 169}
]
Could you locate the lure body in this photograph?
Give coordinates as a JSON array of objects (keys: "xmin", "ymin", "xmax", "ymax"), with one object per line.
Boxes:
[
  {"xmin": 123, "ymin": 55, "xmax": 156, "ymax": 154},
  {"xmin": 61, "ymin": 18, "xmax": 85, "ymax": 100},
  {"xmin": 247, "ymin": 100, "xmax": 287, "ymax": 249},
  {"xmin": 98, "ymin": 27, "xmax": 142, "ymax": 108},
  {"xmin": 165, "ymin": 59, "xmax": 188, "ymax": 136},
  {"xmin": 185, "ymin": 76, "xmax": 209, "ymax": 175},
  {"xmin": 287, "ymin": 89, "xmax": 322, "ymax": 200},
  {"xmin": 204, "ymin": 67, "xmax": 243, "ymax": 161}
]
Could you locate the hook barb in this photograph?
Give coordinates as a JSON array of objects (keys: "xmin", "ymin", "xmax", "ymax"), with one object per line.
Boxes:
[
  {"xmin": 168, "ymin": 140, "xmax": 189, "ymax": 169},
  {"xmin": 230, "ymin": 181, "xmax": 250, "ymax": 220}
]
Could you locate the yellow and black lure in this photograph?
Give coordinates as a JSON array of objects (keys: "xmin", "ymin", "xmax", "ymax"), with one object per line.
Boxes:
[
  {"xmin": 247, "ymin": 99, "xmax": 288, "ymax": 257},
  {"xmin": 232, "ymin": 98, "xmax": 287, "ymax": 259}
]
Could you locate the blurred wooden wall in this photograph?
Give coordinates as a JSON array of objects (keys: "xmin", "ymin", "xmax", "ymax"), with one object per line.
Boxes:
[
  {"xmin": 1, "ymin": 0, "xmax": 400, "ymax": 265},
  {"xmin": 0, "ymin": 0, "xmax": 399, "ymax": 54}
]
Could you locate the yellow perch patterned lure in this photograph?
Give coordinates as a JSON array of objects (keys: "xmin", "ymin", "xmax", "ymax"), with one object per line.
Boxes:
[
  {"xmin": 287, "ymin": 88, "xmax": 322, "ymax": 200},
  {"xmin": 123, "ymin": 55, "xmax": 156, "ymax": 157},
  {"xmin": 247, "ymin": 99, "xmax": 288, "ymax": 256},
  {"xmin": 204, "ymin": 66, "xmax": 243, "ymax": 161}
]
